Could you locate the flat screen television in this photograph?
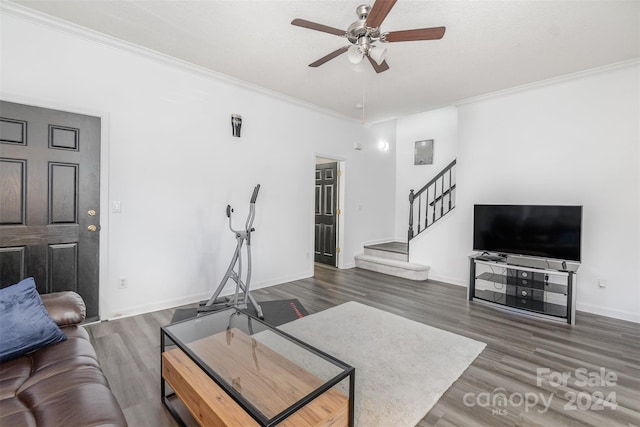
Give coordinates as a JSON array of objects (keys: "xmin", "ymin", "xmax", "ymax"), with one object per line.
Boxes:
[{"xmin": 473, "ymin": 205, "xmax": 582, "ymax": 262}]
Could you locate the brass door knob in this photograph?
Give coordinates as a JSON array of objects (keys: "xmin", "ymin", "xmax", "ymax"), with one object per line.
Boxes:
[{"xmin": 88, "ymin": 225, "xmax": 97, "ymax": 232}]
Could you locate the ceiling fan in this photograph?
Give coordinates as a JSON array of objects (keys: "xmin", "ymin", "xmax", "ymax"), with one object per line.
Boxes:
[{"xmin": 291, "ymin": 0, "xmax": 446, "ymax": 73}]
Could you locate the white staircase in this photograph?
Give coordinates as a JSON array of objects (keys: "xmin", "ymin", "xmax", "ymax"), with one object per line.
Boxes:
[{"xmin": 355, "ymin": 242, "xmax": 429, "ymax": 281}]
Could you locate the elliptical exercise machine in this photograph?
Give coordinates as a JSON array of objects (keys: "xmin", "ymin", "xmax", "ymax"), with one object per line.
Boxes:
[{"xmin": 198, "ymin": 185, "xmax": 264, "ymax": 319}]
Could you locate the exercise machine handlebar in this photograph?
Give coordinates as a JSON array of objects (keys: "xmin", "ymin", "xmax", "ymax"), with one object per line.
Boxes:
[
  {"xmin": 250, "ymin": 184, "xmax": 260, "ymax": 204},
  {"xmin": 226, "ymin": 184, "xmax": 259, "ymax": 219},
  {"xmin": 226, "ymin": 185, "xmax": 260, "ymax": 235}
]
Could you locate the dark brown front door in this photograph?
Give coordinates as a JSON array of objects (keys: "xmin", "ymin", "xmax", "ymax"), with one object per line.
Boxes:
[
  {"xmin": 314, "ymin": 162, "xmax": 338, "ymax": 266},
  {"xmin": 0, "ymin": 101, "xmax": 101, "ymax": 320}
]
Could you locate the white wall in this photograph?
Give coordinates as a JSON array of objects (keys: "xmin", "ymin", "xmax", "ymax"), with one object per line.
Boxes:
[
  {"xmin": 394, "ymin": 107, "xmax": 458, "ymax": 241},
  {"xmin": 404, "ymin": 62, "xmax": 640, "ymax": 322},
  {"xmin": 0, "ymin": 12, "xmax": 396, "ymax": 318},
  {"xmin": 393, "ymin": 107, "xmax": 464, "ymax": 285},
  {"xmin": 342, "ymin": 119, "xmax": 398, "ymax": 264}
]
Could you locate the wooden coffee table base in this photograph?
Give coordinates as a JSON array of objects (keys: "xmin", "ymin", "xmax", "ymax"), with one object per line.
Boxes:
[{"xmin": 162, "ymin": 345, "xmax": 349, "ymax": 427}]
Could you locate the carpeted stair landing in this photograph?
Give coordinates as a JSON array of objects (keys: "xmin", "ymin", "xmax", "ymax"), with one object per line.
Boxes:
[{"xmin": 355, "ymin": 242, "xmax": 429, "ymax": 281}]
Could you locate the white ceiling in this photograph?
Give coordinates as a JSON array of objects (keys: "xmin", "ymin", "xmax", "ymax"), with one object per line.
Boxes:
[{"xmin": 7, "ymin": 0, "xmax": 640, "ymax": 123}]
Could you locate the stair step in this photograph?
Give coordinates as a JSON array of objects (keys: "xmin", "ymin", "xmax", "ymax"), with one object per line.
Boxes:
[
  {"xmin": 354, "ymin": 254, "xmax": 429, "ymax": 281},
  {"xmin": 364, "ymin": 247, "xmax": 408, "ymax": 262},
  {"xmin": 363, "ymin": 242, "xmax": 408, "ymax": 262}
]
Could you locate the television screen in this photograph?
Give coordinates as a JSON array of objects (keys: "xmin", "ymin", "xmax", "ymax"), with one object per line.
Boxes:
[{"xmin": 473, "ymin": 205, "xmax": 582, "ymax": 261}]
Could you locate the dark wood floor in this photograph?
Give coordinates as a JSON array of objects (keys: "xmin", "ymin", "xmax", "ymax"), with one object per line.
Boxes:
[{"xmin": 86, "ymin": 265, "xmax": 640, "ymax": 427}]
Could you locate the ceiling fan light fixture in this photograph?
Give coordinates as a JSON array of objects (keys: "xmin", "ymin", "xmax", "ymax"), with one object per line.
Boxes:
[
  {"xmin": 369, "ymin": 45, "xmax": 387, "ymax": 65},
  {"xmin": 350, "ymin": 61, "xmax": 367, "ymax": 73},
  {"xmin": 347, "ymin": 44, "xmax": 364, "ymax": 64}
]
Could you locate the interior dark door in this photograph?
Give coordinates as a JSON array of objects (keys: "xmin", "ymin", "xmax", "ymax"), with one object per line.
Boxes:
[
  {"xmin": 0, "ymin": 101, "xmax": 101, "ymax": 320},
  {"xmin": 314, "ymin": 162, "xmax": 338, "ymax": 266}
]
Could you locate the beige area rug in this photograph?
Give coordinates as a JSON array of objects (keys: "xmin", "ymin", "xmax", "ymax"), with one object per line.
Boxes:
[{"xmin": 276, "ymin": 301, "xmax": 486, "ymax": 427}]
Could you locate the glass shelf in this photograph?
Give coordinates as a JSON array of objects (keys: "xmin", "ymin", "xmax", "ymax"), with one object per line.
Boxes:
[
  {"xmin": 476, "ymin": 272, "xmax": 568, "ymax": 294},
  {"xmin": 473, "ymin": 289, "xmax": 568, "ymax": 318}
]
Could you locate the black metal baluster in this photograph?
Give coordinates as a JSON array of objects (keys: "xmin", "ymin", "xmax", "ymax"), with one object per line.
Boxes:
[
  {"xmin": 425, "ymin": 185, "xmax": 429, "ymax": 227},
  {"xmin": 431, "ymin": 182, "xmax": 436, "ymax": 224},
  {"xmin": 408, "ymin": 189, "xmax": 415, "ymax": 241},
  {"xmin": 417, "ymin": 194, "xmax": 422, "ymax": 233},
  {"xmin": 440, "ymin": 175, "xmax": 445, "ymax": 217},
  {"xmin": 407, "ymin": 159, "xmax": 456, "ymax": 239},
  {"xmin": 448, "ymin": 167, "xmax": 453, "ymax": 211}
]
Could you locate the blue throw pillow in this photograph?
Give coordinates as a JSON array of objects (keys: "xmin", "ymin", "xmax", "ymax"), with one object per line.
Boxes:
[{"xmin": 0, "ymin": 278, "xmax": 67, "ymax": 362}]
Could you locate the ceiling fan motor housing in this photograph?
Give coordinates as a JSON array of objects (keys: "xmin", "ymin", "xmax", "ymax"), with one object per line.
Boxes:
[
  {"xmin": 347, "ymin": 19, "xmax": 368, "ymax": 44},
  {"xmin": 347, "ymin": 4, "xmax": 382, "ymax": 55}
]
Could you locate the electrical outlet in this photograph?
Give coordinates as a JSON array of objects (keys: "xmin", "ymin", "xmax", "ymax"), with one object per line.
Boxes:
[
  {"xmin": 118, "ymin": 277, "xmax": 128, "ymax": 289},
  {"xmin": 598, "ymin": 279, "xmax": 607, "ymax": 288}
]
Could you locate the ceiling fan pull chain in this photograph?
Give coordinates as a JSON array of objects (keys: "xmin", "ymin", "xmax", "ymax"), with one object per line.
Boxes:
[{"xmin": 362, "ymin": 82, "xmax": 366, "ymax": 124}]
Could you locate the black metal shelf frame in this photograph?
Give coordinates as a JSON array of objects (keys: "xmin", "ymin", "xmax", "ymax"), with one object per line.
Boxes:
[
  {"xmin": 469, "ymin": 256, "xmax": 577, "ymax": 324},
  {"xmin": 160, "ymin": 308, "xmax": 355, "ymax": 427}
]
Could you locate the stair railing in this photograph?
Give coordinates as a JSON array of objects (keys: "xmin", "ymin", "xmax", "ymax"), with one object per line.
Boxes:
[{"xmin": 408, "ymin": 159, "xmax": 457, "ymax": 242}]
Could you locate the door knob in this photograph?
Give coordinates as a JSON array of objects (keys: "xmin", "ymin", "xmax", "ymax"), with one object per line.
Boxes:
[{"xmin": 87, "ymin": 225, "xmax": 98, "ymax": 232}]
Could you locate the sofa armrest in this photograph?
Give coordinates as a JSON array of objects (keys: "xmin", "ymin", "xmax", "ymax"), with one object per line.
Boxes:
[{"xmin": 41, "ymin": 291, "xmax": 86, "ymax": 326}]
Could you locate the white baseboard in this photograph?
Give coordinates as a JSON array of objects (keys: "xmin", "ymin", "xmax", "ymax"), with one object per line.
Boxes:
[
  {"xmin": 107, "ymin": 292, "xmax": 212, "ymax": 320},
  {"xmin": 250, "ymin": 271, "xmax": 313, "ymax": 291},
  {"xmin": 576, "ymin": 302, "xmax": 640, "ymax": 324},
  {"xmin": 427, "ymin": 276, "xmax": 639, "ymax": 324},
  {"xmin": 105, "ymin": 273, "xmax": 639, "ymax": 326},
  {"xmin": 106, "ymin": 271, "xmax": 314, "ymax": 321},
  {"xmin": 427, "ymin": 274, "xmax": 467, "ymax": 287}
]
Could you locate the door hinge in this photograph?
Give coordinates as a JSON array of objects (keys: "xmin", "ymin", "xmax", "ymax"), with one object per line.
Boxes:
[
  {"xmin": 336, "ymin": 247, "xmax": 341, "ymax": 254},
  {"xmin": 338, "ymin": 169, "xmax": 342, "ymax": 177},
  {"xmin": 336, "ymin": 209, "xmax": 341, "ymax": 215}
]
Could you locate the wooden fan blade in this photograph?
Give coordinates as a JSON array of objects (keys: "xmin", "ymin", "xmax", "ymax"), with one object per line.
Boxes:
[
  {"xmin": 366, "ymin": 0, "xmax": 398, "ymax": 29},
  {"xmin": 367, "ymin": 55, "xmax": 390, "ymax": 73},
  {"xmin": 291, "ymin": 18, "xmax": 346, "ymax": 36},
  {"xmin": 309, "ymin": 46, "xmax": 349, "ymax": 67},
  {"xmin": 384, "ymin": 27, "xmax": 446, "ymax": 42}
]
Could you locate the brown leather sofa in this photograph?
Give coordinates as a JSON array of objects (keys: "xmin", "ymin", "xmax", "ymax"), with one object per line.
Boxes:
[{"xmin": 0, "ymin": 291, "xmax": 127, "ymax": 426}]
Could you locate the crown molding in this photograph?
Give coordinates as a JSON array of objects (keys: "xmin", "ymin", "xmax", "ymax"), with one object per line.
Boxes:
[
  {"xmin": 456, "ymin": 58, "xmax": 640, "ymax": 107},
  {"xmin": 3, "ymin": 2, "xmax": 636, "ymax": 125},
  {"xmin": 0, "ymin": 1, "xmax": 358, "ymax": 124}
]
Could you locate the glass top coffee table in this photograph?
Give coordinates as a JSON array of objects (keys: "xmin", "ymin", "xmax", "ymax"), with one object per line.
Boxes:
[{"xmin": 161, "ymin": 307, "xmax": 354, "ymax": 426}]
